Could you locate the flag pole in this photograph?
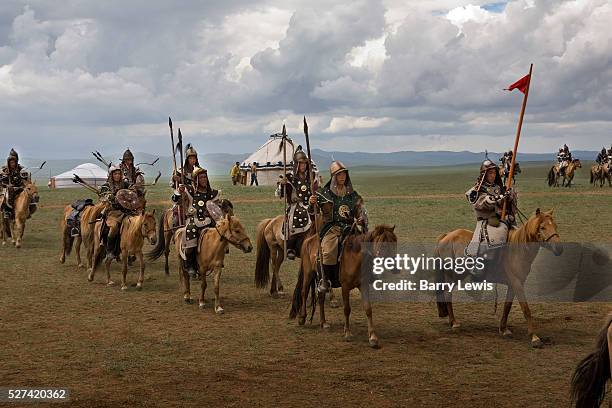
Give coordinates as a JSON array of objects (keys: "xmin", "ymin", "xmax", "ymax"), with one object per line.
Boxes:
[{"xmin": 502, "ymin": 63, "xmax": 533, "ymax": 220}]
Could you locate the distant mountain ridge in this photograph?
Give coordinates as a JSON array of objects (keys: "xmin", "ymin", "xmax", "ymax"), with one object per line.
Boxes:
[{"xmin": 22, "ymin": 149, "xmax": 600, "ymax": 180}]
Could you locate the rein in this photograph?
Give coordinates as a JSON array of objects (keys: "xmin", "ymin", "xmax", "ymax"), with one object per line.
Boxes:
[{"xmin": 214, "ymin": 222, "xmax": 246, "ymax": 249}]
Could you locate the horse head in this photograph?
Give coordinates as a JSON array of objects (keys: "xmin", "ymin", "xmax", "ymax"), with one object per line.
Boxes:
[
  {"xmin": 367, "ymin": 224, "xmax": 398, "ymax": 258},
  {"xmin": 527, "ymin": 208, "xmax": 563, "ymax": 256},
  {"xmin": 141, "ymin": 209, "xmax": 157, "ymax": 245},
  {"xmin": 220, "ymin": 214, "xmax": 252, "ymax": 253},
  {"xmin": 24, "ymin": 182, "xmax": 39, "ymax": 204},
  {"xmin": 573, "ymin": 159, "xmax": 582, "ymax": 168}
]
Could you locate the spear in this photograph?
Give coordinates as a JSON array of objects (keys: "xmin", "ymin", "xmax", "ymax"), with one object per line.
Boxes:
[
  {"xmin": 178, "ymin": 128, "xmax": 185, "ymax": 187},
  {"xmin": 281, "ymin": 124, "xmax": 288, "ymax": 259},
  {"xmin": 502, "ymin": 63, "xmax": 533, "ymax": 220},
  {"xmin": 168, "ymin": 117, "xmax": 178, "ymax": 183}
]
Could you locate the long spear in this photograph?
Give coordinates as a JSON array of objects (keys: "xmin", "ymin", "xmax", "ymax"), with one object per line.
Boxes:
[
  {"xmin": 178, "ymin": 128, "xmax": 185, "ymax": 187},
  {"xmin": 502, "ymin": 63, "xmax": 533, "ymax": 220},
  {"xmin": 169, "ymin": 117, "xmax": 183, "ymax": 224},
  {"xmin": 281, "ymin": 124, "xmax": 288, "ymax": 258}
]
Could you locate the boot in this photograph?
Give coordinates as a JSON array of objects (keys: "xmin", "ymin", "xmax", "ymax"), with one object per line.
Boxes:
[
  {"xmin": 286, "ymin": 239, "xmax": 296, "ymax": 260},
  {"xmin": 184, "ymin": 249, "xmax": 198, "ymax": 279},
  {"xmin": 318, "ymin": 264, "xmax": 334, "ymax": 293},
  {"xmin": 105, "ymin": 235, "xmax": 118, "ymax": 261}
]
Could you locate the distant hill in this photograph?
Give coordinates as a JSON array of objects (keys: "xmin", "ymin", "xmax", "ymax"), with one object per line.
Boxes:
[{"xmin": 22, "ymin": 149, "xmax": 600, "ymax": 181}]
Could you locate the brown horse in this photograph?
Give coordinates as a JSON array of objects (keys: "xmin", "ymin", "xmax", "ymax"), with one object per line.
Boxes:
[
  {"xmin": 147, "ymin": 200, "xmax": 234, "ymax": 275},
  {"xmin": 59, "ymin": 201, "xmax": 106, "ymax": 269},
  {"xmin": 0, "ymin": 182, "xmax": 39, "ymax": 248},
  {"xmin": 590, "ymin": 164, "xmax": 605, "ymax": 187},
  {"xmin": 548, "ymin": 159, "xmax": 581, "ymax": 187},
  {"xmin": 602, "ymin": 162, "xmax": 612, "ymax": 187},
  {"xmin": 290, "ymin": 224, "xmax": 398, "ymax": 347},
  {"xmin": 434, "ymin": 209, "xmax": 563, "ymax": 347},
  {"xmin": 89, "ymin": 210, "xmax": 157, "ymax": 289},
  {"xmin": 174, "ymin": 214, "xmax": 252, "ymax": 313},
  {"xmin": 571, "ymin": 314, "xmax": 612, "ymax": 408}
]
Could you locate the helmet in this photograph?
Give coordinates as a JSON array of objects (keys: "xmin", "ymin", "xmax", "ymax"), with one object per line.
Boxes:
[
  {"xmin": 479, "ymin": 159, "xmax": 498, "ymax": 174},
  {"xmin": 185, "ymin": 144, "xmax": 198, "ymax": 158},
  {"xmin": 7, "ymin": 148, "xmax": 19, "ymax": 162},
  {"xmin": 108, "ymin": 164, "xmax": 121, "ymax": 177},
  {"xmin": 293, "ymin": 146, "xmax": 308, "ymax": 163},
  {"xmin": 122, "ymin": 149, "xmax": 134, "ymax": 162},
  {"xmin": 329, "ymin": 161, "xmax": 348, "ymax": 177},
  {"xmin": 192, "ymin": 166, "xmax": 207, "ymax": 180}
]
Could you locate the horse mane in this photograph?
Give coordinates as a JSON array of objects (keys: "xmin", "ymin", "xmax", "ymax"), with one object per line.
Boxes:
[
  {"xmin": 346, "ymin": 224, "xmax": 396, "ymax": 253},
  {"xmin": 508, "ymin": 213, "xmax": 545, "ymax": 244},
  {"xmin": 123, "ymin": 213, "xmax": 146, "ymax": 238}
]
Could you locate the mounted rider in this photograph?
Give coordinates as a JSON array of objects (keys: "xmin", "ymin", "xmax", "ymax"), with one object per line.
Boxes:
[
  {"xmin": 170, "ymin": 144, "xmax": 200, "ymax": 227},
  {"xmin": 280, "ymin": 146, "xmax": 318, "ymax": 260},
  {"xmin": 465, "ymin": 158, "xmax": 517, "ymax": 279},
  {"xmin": 557, "ymin": 144, "xmax": 572, "ymax": 176},
  {"xmin": 119, "ymin": 149, "xmax": 145, "ymax": 196},
  {"xmin": 174, "ymin": 166, "xmax": 222, "ymax": 278},
  {"xmin": 99, "ymin": 164, "xmax": 146, "ymax": 261},
  {"xmin": 0, "ymin": 149, "xmax": 29, "ymax": 219},
  {"xmin": 596, "ymin": 147, "xmax": 608, "ymax": 165},
  {"xmin": 315, "ymin": 161, "xmax": 368, "ymax": 292}
]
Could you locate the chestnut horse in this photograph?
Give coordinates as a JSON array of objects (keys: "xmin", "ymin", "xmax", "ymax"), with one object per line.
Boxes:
[
  {"xmin": 290, "ymin": 224, "xmax": 397, "ymax": 347},
  {"xmin": 60, "ymin": 201, "xmax": 106, "ymax": 269},
  {"xmin": 434, "ymin": 209, "xmax": 563, "ymax": 347},
  {"xmin": 0, "ymin": 182, "xmax": 39, "ymax": 248},
  {"xmin": 174, "ymin": 214, "xmax": 252, "ymax": 313},
  {"xmin": 89, "ymin": 210, "xmax": 157, "ymax": 289}
]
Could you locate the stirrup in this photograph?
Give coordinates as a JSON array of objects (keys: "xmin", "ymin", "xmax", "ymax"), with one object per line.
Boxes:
[
  {"xmin": 70, "ymin": 227, "xmax": 80, "ymax": 237},
  {"xmin": 317, "ymin": 278, "xmax": 331, "ymax": 293},
  {"xmin": 286, "ymin": 249, "xmax": 296, "ymax": 260}
]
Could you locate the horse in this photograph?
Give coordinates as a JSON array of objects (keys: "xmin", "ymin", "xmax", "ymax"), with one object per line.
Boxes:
[
  {"xmin": 59, "ymin": 201, "xmax": 106, "ymax": 269},
  {"xmin": 570, "ymin": 314, "xmax": 612, "ymax": 408},
  {"xmin": 147, "ymin": 199, "xmax": 234, "ymax": 275},
  {"xmin": 88, "ymin": 210, "xmax": 157, "ymax": 289},
  {"xmin": 548, "ymin": 159, "xmax": 581, "ymax": 187},
  {"xmin": 0, "ymin": 182, "xmax": 39, "ymax": 248},
  {"xmin": 290, "ymin": 224, "xmax": 398, "ymax": 348},
  {"xmin": 174, "ymin": 213, "xmax": 252, "ymax": 313},
  {"xmin": 434, "ymin": 209, "xmax": 563, "ymax": 347},
  {"xmin": 602, "ymin": 162, "xmax": 612, "ymax": 187},
  {"xmin": 499, "ymin": 162, "xmax": 521, "ymax": 186},
  {"xmin": 590, "ymin": 164, "xmax": 605, "ymax": 188}
]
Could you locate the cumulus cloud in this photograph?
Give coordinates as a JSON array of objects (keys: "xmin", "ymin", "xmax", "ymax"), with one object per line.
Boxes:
[{"xmin": 0, "ymin": 0, "xmax": 611, "ymax": 158}]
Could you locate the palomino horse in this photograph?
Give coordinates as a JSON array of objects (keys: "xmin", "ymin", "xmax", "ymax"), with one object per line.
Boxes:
[
  {"xmin": 174, "ymin": 213, "xmax": 252, "ymax": 313},
  {"xmin": 0, "ymin": 182, "xmax": 39, "ymax": 248},
  {"xmin": 434, "ymin": 209, "xmax": 563, "ymax": 347},
  {"xmin": 290, "ymin": 224, "xmax": 398, "ymax": 347},
  {"xmin": 590, "ymin": 164, "xmax": 605, "ymax": 188},
  {"xmin": 147, "ymin": 199, "xmax": 234, "ymax": 275},
  {"xmin": 571, "ymin": 314, "xmax": 612, "ymax": 408},
  {"xmin": 547, "ymin": 159, "xmax": 581, "ymax": 187},
  {"xmin": 60, "ymin": 201, "xmax": 106, "ymax": 269},
  {"xmin": 89, "ymin": 210, "xmax": 157, "ymax": 289}
]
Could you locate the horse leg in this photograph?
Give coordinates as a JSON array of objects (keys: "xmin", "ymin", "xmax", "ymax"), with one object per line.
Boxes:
[
  {"xmin": 360, "ymin": 286, "xmax": 378, "ymax": 348},
  {"xmin": 445, "ymin": 290, "xmax": 460, "ymax": 329},
  {"xmin": 179, "ymin": 259, "xmax": 193, "ymax": 304},
  {"xmin": 499, "ymin": 286, "xmax": 515, "ymax": 338},
  {"xmin": 213, "ymin": 267, "xmax": 224, "ymax": 314},
  {"xmin": 329, "ymin": 288, "xmax": 339, "ymax": 308},
  {"xmin": 298, "ymin": 266, "xmax": 309, "ymax": 326},
  {"xmin": 269, "ymin": 248, "xmax": 280, "ymax": 298},
  {"xmin": 136, "ymin": 251, "xmax": 144, "ymax": 290},
  {"xmin": 198, "ymin": 270, "xmax": 208, "ymax": 310},
  {"xmin": 75, "ymin": 236, "xmax": 84, "ymax": 269},
  {"xmin": 319, "ymin": 291, "xmax": 329, "ymax": 329},
  {"xmin": 342, "ymin": 285, "xmax": 352, "ymax": 340},
  {"xmin": 120, "ymin": 248, "xmax": 129, "ymax": 290},
  {"xmin": 13, "ymin": 217, "xmax": 24, "ymax": 248},
  {"xmin": 88, "ymin": 245, "xmax": 101, "ymax": 282},
  {"xmin": 106, "ymin": 257, "xmax": 115, "ymax": 286},
  {"xmin": 509, "ymin": 277, "xmax": 542, "ymax": 347},
  {"xmin": 164, "ymin": 230, "xmax": 172, "ymax": 275},
  {"xmin": 60, "ymin": 224, "xmax": 67, "ymax": 264}
]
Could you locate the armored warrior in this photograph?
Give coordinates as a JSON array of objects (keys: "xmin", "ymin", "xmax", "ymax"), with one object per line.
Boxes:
[
  {"xmin": 170, "ymin": 144, "xmax": 200, "ymax": 227},
  {"xmin": 0, "ymin": 149, "xmax": 29, "ymax": 219},
  {"xmin": 280, "ymin": 146, "xmax": 318, "ymax": 260},
  {"xmin": 557, "ymin": 144, "xmax": 572, "ymax": 176},
  {"xmin": 465, "ymin": 159, "xmax": 517, "ymax": 278},
  {"xmin": 119, "ymin": 149, "xmax": 145, "ymax": 196},
  {"xmin": 608, "ymin": 144, "xmax": 612, "ymax": 160},
  {"xmin": 174, "ymin": 167, "xmax": 222, "ymax": 278},
  {"xmin": 315, "ymin": 161, "xmax": 368, "ymax": 292},
  {"xmin": 596, "ymin": 147, "xmax": 608, "ymax": 165}
]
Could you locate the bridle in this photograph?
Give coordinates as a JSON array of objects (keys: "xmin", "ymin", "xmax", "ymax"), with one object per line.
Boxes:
[
  {"xmin": 214, "ymin": 220, "xmax": 249, "ymax": 250},
  {"xmin": 539, "ymin": 231, "xmax": 559, "ymax": 242}
]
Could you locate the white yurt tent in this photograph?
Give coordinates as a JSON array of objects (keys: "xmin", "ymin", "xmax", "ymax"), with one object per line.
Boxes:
[
  {"xmin": 50, "ymin": 163, "xmax": 108, "ymax": 189},
  {"xmin": 241, "ymin": 133, "xmax": 318, "ymax": 186}
]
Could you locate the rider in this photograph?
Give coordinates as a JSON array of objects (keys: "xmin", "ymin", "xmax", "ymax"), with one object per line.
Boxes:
[
  {"xmin": 99, "ymin": 165, "xmax": 136, "ymax": 260},
  {"xmin": 314, "ymin": 161, "xmax": 368, "ymax": 293},
  {"xmin": 174, "ymin": 166, "xmax": 222, "ymax": 278},
  {"xmin": 119, "ymin": 149, "xmax": 145, "ymax": 196},
  {"xmin": 596, "ymin": 147, "xmax": 607, "ymax": 165},
  {"xmin": 465, "ymin": 158, "xmax": 517, "ymax": 279},
  {"xmin": 170, "ymin": 145, "xmax": 200, "ymax": 227},
  {"xmin": 0, "ymin": 149, "xmax": 28, "ymax": 219},
  {"xmin": 280, "ymin": 146, "xmax": 317, "ymax": 260},
  {"xmin": 557, "ymin": 145, "xmax": 572, "ymax": 176}
]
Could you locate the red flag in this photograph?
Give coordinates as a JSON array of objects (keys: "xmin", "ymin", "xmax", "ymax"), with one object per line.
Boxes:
[{"xmin": 505, "ymin": 74, "xmax": 531, "ymax": 94}]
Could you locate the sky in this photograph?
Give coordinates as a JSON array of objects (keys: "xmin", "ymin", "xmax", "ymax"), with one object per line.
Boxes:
[{"xmin": 0, "ymin": 0, "xmax": 611, "ymax": 158}]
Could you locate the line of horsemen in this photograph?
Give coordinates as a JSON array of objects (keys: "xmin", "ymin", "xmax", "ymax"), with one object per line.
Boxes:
[
  {"xmin": 8, "ymin": 142, "xmax": 608, "ymax": 284},
  {"xmin": 1, "ymin": 143, "xmax": 556, "ymax": 286}
]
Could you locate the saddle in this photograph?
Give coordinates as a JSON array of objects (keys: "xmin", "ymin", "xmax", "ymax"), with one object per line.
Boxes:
[{"xmin": 67, "ymin": 199, "xmax": 94, "ymax": 237}]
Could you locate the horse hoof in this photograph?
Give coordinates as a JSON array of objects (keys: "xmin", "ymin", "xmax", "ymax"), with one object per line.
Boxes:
[
  {"xmin": 77, "ymin": 264, "xmax": 85, "ymax": 269},
  {"xmin": 298, "ymin": 317, "xmax": 306, "ymax": 326},
  {"xmin": 330, "ymin": 300, "xmax": 340, "ymax": 308},
  {"xmin": 199, "ymin": 302, "xmax": 205, "ymax": 310},
  {"xmin": 184, "ymin": 298, "xmax": 194, "ymax": 305},
  {"xmin": 270, "ymin": 292, "xmax": 279, "ymax": 299},
  {"xmin": 531, "ymin": 336, "xmax": 544, "ymax": 348},
  {"xmin": 278, "ymin": 291, "xmax": 285, "ymax": 297},
  {"xmin": 60, "ymin": 257, "xmax": 65, "ymax": 264},
  {"xmin": 321, "ymin": 322, "xmax": 331, "ymax": 330},
  {"xmin": 121, "ymin": 285, "xmax": 128, "ymax": 291},
  {"xmin": 451, "ymin": 322, "xmax": 461, "ymax": 330},
  {"xmin": 87, "ymin": 274, "xmax": 94, "ymax": 282},
  {"xmin": 215, "ymin": 306, "xmax": 224, "ymax": 315},
  {"xmin": 136, "ymin": 283, "xmax": 142, "ymax": 291},
  {"xmin": 344, "ymin": 333, "xmax": 353, "ymax": 342},
  {"xmin": 15, "ymin": 243, "xmax": 21, "ymax": 249},
  {"xmin": 501, "ymin": 329, "xmax": 513, "ymax": 339},
  {"xmin": 107, "ymin": 281, "xmax": 116, "ymax": 287},
  {"xmin": 369, "ymin": 338, "xmax": 380, "ymax": 349}
]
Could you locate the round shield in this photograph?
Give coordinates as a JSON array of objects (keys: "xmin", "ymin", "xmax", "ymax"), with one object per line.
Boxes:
[
  {"xmin": 206, "ymin": 200, "xmax": 224, "ymax": 222},
  {"xmin": 116, "ymin": 189, "xmax": 144, "ymax": 211}
]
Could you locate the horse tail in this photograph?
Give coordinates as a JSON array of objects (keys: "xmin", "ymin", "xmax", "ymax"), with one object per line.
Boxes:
[
  {"xmin": 93, "ymin": 242, "xmax": 105, "ymax": 269},
  {"xmin": 547, "ymin": 166, "xmax": 555, "ymax": 186},
  {"xmin": 289, "ymin": 261, "xmax": 304, "ymax": 319},
  {"xmin": 254, "ymin": 219, "xmax": 271, "ymax": 288},
  {"xmin": 146, "ymin": 212, "xmax": 167, "ymax": 262},
  {"xmin": 434, "ymin": 233, "xmax": 449, "ymax": 318},
  {"xmin": 571, "ymin": 314, "xmax": 612, "ymax": 408},
  {"xmin": 63, "ymin": 225, "xmax": 74, "ymax": 256}
]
